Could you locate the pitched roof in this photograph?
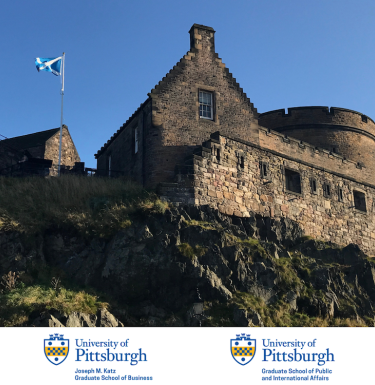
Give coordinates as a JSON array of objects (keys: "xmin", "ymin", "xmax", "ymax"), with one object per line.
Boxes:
[
  {"xmin": 0, "ymin": 127, "xmax": 61, "ymax": 151},
  {"xmin": 95, "ymin": 98, "xmax": 150, "ymax": 158}
]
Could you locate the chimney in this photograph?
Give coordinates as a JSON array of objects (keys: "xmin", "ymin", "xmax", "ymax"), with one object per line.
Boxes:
[{"xmin": 189, "ymin": 24, "xmax": 216, "ymax": 52}]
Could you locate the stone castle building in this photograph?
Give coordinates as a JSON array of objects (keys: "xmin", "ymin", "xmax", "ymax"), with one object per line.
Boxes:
[
  {"xmin": 0, "ymin": 125, "xmax": 80, "ymax": 175},
  {"xmin": 96, "ymin": 24, "xmax": 375, "ymax": 254}
]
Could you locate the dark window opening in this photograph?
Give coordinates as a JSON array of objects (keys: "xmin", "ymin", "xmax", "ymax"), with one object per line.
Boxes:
[
  {"xmin": 323, "ymin": 183, "xmax": 331, "ymax": 198},
  {"xmin": 134, "ymin": 127, "xmax": 139, "ymax": 154},
  {"xmin": 107, "ymin": 155, "xmax": 112, "ymax": 177},
  {"xmin": 216, "ymin": 149, "xmax": 220, "ymax": 162},
  {"xmin": 240, "ymin": 156, "xmax": 244, "ymax": 169},
  {"xmin": 285, "ymin": 168, "xmax": 301, "ymax": 194},
  {"xmin": 332, "ymin": 147, "xmax": 338, "ymax": 154},
  {"xmin": 310, "ymin": 178, "xmax": 317, "ymax": 194},
  {"xmin": 354, "ymin": 190, "xmax": 366, "ymax": 212},
  {"xmin": 338, "ymin": 187, "xmax": 343, "ymax": 202},
  {"xmin": 362, "ymin": 115, "xmax": 368, "ymax": 123},
  {"xmin": 260, "ymin": 161, "xmax": 268, "ymax": 178}
]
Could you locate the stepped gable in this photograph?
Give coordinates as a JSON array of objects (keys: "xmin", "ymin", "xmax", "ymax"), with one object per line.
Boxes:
[
  {"xmin": 149, "ymin": 23, "xmax": 257, "ymax": 115},
  {"xmin": 95, "ymin": 98, "xmax": 150, "ymax": 159}
]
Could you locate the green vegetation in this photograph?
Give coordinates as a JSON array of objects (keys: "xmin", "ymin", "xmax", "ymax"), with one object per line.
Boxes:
[
  {"xmin": 0, "ymin": 267, "xmax": 109, "ymax": 327},
  {"xmin": 0, "ymin": 285, "xmax": 107, "ymax": 327},
  {"xmin": 177, "ymin": 243, "xmax": 207, "ymax": 259},
  {"xmin": 225, "ymin": 234, "xmax": 267, "ymax": 258},
  {"xmin": 205, "ymin": 292, "xmax": 367, "ymax": 327},
  {"xmin": 0, "ymin": 175, "xmax": 168, "ymax": 238},
  {"xmin": 184, "ymin": 219, "xmax": 219, "ymax": 230}
]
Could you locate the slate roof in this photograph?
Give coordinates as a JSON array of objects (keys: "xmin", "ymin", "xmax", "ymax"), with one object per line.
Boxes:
[{"xmin": 0, "ymin": 128, "xmax": 60, "ymax": 151}]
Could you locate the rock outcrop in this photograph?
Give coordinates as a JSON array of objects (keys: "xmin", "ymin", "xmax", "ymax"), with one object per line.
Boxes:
[{"xmin": 1, "ymin": 205, "xmax": 375, "ymax": 326}]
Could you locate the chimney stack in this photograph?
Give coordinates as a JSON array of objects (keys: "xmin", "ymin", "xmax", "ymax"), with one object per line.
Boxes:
[{"xmin": 189, "ymin": 24, "xmax": 216, "ymax": 52}]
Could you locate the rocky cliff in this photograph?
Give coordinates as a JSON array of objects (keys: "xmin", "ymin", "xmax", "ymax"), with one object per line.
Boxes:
[{"xmin": 1, "ymin": 205, "xmax": 375, "ymax": 327}]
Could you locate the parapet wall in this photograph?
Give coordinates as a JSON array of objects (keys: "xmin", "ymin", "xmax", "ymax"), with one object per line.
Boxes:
[
  {"xmin": 160, "ymin": 132, "xmax": 375, "ymax": 255},
  {"xmin": 259, "ymin": 106, "xmax": 375, "ymax": 135},
  {"xmin": 259, "ymin": 107, "xmax": 375, "ymax": 173}
]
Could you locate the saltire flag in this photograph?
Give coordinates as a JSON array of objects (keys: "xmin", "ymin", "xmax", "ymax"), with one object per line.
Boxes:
[{"xmin": 35, "ymin": 57, "xmax": 62, "ymax": 76}]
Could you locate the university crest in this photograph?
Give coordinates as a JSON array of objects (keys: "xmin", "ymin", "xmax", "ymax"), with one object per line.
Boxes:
[
  {"xmin": 44, "ymin": 333, "xmax": 69, "ymax": 365},
  {"xmin": 231, "ymin": 333, "xmax": 256, "ymax": 365}
]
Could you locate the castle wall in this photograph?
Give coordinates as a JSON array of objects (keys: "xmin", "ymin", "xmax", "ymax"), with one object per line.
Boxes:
[
  {"xmin": 258, "ymin": 128, "xmax": 373, "ymax": 185},
  {"xmin": 162, "ymin": 132, "xmax": 375, "ymax": 255},
  {"xmin": 146, "ymin": 24, "xmax": 259, "ymax": 186},
  {"xmin": 259, "ymin": 107, "xmax": 375, "ymax": 178},
  {"xmin": 96, "ymin": 100, "xmax": 152, "ymax": 184}
]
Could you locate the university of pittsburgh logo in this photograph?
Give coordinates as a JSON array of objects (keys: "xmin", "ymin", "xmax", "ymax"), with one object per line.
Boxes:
[
  {"xmin": 44, "ymin": 334, "xmax": 69, "ymax": 365},
  {"xmin": 231, "ymin": 333, "xmax": 256, "ymax": 365}
]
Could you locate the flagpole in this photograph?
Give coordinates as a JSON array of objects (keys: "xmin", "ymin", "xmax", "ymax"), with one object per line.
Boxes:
[{"xmin": 58, "ymin": 52, "xmax": 65, "ymax": 176}]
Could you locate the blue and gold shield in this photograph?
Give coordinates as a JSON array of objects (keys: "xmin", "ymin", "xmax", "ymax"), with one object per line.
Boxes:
[
  {"xmin": 231, "ymin": 333, "xmax": 256, "ymax": 365},
  {"xmin": 44, "ymin": 334, "xmax": 69, "ymax": 365}
]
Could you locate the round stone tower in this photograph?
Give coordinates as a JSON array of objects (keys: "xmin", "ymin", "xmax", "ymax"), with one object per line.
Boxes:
[{"xmin": 258, "ymin": 106, "xmax": 375, "ymax": 169}]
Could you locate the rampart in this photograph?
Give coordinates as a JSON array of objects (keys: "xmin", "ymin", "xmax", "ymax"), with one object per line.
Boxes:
[
  {"xmin": 259, "ymin": 107, "xmax": 375, "ymax": 177},
  {"xmin": 160, "ymin": 130, "xmax": 375, "ymax": 255}
]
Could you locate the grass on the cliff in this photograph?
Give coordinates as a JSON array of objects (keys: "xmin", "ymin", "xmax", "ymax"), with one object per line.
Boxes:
[
  {"xmin": 205, "ymin": 292, "xmax": 367, "ymax": 327},
  {"xmin": 0, "ymin": 175, "xmax": 168, "ymax": 237},
  {"xmin": 0, "ymin": 283, "xmax": 108, "ymax": 327}
]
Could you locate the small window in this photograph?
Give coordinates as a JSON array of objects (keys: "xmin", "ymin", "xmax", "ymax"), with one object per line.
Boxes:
[
  {"xmin": 285, "ymin": 168, "xmax": 301, "ymax": 194},
  {"xmin": 310, "ymin": 178, "xmax": 317, "ymax": 194},
  {"xmin": 338, "ymin": 187, "xmax": 343, "ymax": 202},
  {"xmin": 260, "ymin": 161, "xmax": 268, "ymax": 178},
  {"xmin": 216, "ymin": 148, "xmax": 220, "ymax": 162},
  {"xmin": 108, "ymin": 155, "xmax": 112, "ymax": 177},
  {"xmin": 240, "ymin": 156, "xmax": 244, "ymax": 169},
  {"xmin": 134, "ymin": 128, "xmax": 139, "ymax": 154},
  {"xmin": 353, "ymin": 190, "xmax": 366, "ymax": 212},
  {"xmin": 323, "ymin": 183, "xmax": 331, "ymax": 198},
  {"xmin": 199, "ymin": 91, "xmax": 213, "ymax": 120}
]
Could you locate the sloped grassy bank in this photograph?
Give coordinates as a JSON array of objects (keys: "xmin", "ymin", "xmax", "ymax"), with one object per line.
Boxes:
[{"xmin": 0, "ymin": 176, "xmax": 375, "ymax": 327}]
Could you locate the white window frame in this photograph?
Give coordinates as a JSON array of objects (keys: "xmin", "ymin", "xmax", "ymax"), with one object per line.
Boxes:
[
  {"xmin": 134, "ymin": 127, "xmax": 139, "ymax": 154},
  {"xmin": 199, "ymin": 91, "xmax": 213, "ymax": 120}
]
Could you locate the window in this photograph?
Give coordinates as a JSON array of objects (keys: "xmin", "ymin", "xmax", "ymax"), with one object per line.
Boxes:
[
  {"xmin": 216, "ymin": 148, "xmax": 221, "ymax": 162},
  {"xmin": 108, "ymin": 155, "xmax": 112, "ymax": 177},
  {"xmin": 310, "ymin": 178, "xmax": 317, "ymax": 194},
  {"xmin": 322, "ymin": 183, "xmax": 331, "ymax": 198},
  {"xmin": 240, "ymin": 156, "xmax": 244, "ymax": 169},
  {"xmin": 134, "ymin": 127, "xmax": 138, "ymax": 154},
  {"xmin": 353, "ymin": 190, "xmax": 366, "ymax": 212},
  {"xmin": 260, "ymin": 161, "xmax": 268, "ymax": 178},
  {"xmin": 285, "ymin": 168, "xmax": 301, "ymax": 194},
  {"xmin": 338, "ymin": 187, "xmax": 343, "ymax": 202},
  {"xmin": 199, "ymin": 91, "xmax": 213, "ymax": 120}
]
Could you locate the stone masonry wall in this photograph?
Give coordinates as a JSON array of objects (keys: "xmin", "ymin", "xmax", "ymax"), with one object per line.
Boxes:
[
  {"xmin": 161, "ymin": 132, "xmax": 375, "ymax": 255},
  {"xmin": 44, "ymin": 126, "xmax": 80, "ymax": 173},
  {"xmin": 145, "ymin": 24, "xmax": 259, "ymax": 186},
  {"xmin": 96, "ymin": 100, "xmax": 152, "ymax": 184},
  {"xmin": 259, "ymin": 107, "xmax": 375, "ymax": 178}
]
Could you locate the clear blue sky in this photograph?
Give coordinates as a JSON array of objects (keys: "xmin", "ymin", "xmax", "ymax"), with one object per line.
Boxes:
[{"xmin": 1, "ymin": 0, "xmax": 375, "ymax": 168}]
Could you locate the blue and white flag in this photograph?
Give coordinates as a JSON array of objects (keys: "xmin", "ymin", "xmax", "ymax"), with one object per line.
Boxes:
[{"xmin": 35, "ymin": 57, "xmax": 62, "ymax": 76}]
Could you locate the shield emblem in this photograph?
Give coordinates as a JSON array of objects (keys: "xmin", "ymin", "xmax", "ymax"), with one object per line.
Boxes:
[
  {"xmin": 231, "ymin": 333, "xmax": 256, "ymax": 365},
  {"xmin": 44, "ymin": 334, "xmax": 69, "ymax": 365}
]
